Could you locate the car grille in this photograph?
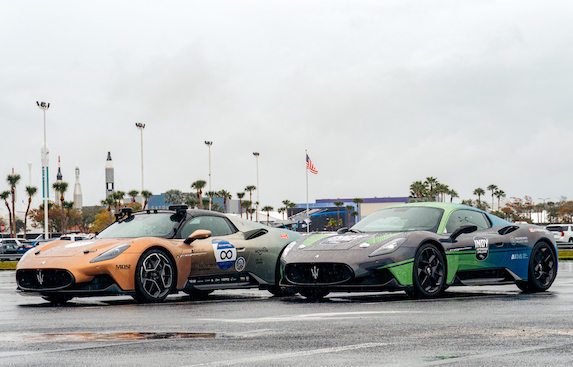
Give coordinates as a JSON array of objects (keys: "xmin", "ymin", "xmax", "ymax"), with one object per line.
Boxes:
[
  {"xmin": 16, "ymin": 269, "xmax": 75, "ymax": 291},
  {"xmin": 285, "ymin": 263, "xmax": 353, "ymax": 285}
]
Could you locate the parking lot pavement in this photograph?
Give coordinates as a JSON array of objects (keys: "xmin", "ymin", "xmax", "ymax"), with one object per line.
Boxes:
[{"xmin": 1, "ymin": 264, "xmax": 573, "ymax": 366}]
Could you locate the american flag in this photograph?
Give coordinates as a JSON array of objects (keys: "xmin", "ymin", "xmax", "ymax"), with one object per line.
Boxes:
[{"xmin": 306, "ymin": 154, "xmax": 318, "ymax": 174}]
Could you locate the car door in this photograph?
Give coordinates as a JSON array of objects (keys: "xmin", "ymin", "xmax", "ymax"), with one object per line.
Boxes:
[
  {"xmin": 179, "ymin": 215, "xmax": 251, "ymax": 282},
  {"xmin": 444, "ymin": 209, "xmax": 507, "ymax": 272}
]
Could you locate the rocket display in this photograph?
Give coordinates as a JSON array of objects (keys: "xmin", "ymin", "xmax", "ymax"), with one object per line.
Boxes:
[{"xmin": 105, "ymin": 152, "xmax": 114, "ymax": 197}]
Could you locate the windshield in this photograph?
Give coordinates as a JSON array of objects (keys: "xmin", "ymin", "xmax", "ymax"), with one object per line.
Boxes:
[
  {"xmin": 352, "ymin": 206, "xmax": 444, "ymax": 233},
  {"xmin": 97, "ymin": 213, "xmax": 182, "ymax": 239}
]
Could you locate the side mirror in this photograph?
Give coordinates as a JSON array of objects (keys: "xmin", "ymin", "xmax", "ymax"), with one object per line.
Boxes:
[
  {"xmin": 337, "ymin": 227, "xmax": 349, "ymax": 234},
  {"xmin": 184, "ymin": 229, "xmax": 212, "ymax": 245},
  {"xmin": 450, "ymin": 224, "xmax": 478, "ymax": 241}
]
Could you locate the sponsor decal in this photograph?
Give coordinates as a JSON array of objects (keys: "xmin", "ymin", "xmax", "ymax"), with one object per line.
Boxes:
[
  {"xmin": 280, "ymin": 233, "xmax": 289, "ymax": 239},
  {"xmin": 314, "ymin": 254, "xmax": 320, "ymax": 259},
  {"xmin": 510, "ymin": 236, "xmax": 529, "ymax": 245},
  {"xmin": 116, "ymin": 264, "xmax": 131, "ymax": 270},
  {"xmin": 255, "ymin": 247, "xmax": 268, "ymax": 256},
  {"xmin": 323, "ymin": 234, "xmax": 368, "ymax": 244},
  {"xmin": 212, "ymin": 239, "xmax": 237, "ymax": 270},
  {"xmin": 510, "ymin": 253, "xmax": 528, "ymax": 260},
  {"xmin": 473, "ymin": 236, "xmax": 489, "ymax": 261},
  {"xmin": 235, "ymin": 257, "xmax": 246, "ymax": 272},
  {"xmin": 65, "ymin": 241, "xmax": 95, "ymax": 248}
]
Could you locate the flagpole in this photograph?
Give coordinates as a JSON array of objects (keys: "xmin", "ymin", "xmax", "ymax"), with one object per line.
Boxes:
[{"xmin": 306, "ymin": 149, "xmax": 309, "ymax": 233}]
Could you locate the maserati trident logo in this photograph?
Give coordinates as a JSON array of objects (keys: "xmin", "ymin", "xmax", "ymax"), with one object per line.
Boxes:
[
  {"xmin": 311, "ymin": 265, "xmax": 319, "ymax": 280},
  {"xmin": 36, "ymin": 270, "xmax": 44, "ymax": 285}
]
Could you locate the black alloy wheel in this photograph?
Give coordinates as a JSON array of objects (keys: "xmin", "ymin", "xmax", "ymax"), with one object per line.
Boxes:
[
  {"xmin": 134, "ymin": 249, "xmax": 174, "ymax": 302},
  {"xmin": 411, "ymin": 243, "xmax": 445, "ymax": 298},
  {"xmin": 517, "ymin": 242, "xmax": 556, "ymax": 292}
]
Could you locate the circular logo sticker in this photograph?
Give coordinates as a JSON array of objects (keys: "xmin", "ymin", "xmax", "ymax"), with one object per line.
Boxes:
[
  {"xmin": 212, "ymin": 239, "xmax": 237, "ymax": 270},
  {"xmin": 473, "ymin": 236, "xmax": 489, "ymax": 261},
  {"xmin": 235, "ymin": 257, "xmax": 246, "ymax": 272}
]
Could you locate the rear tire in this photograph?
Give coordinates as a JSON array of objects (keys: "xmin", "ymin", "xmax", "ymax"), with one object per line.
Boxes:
[
  {"xmin": 134, "ymin": 249, "xmax": 174, "ymax": 303},
  {"xmin": 518, "ymin": 242, "xmax": 556, "ymax": 293}
]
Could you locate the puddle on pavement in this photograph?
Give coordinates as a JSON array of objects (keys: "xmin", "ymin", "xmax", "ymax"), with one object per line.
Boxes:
[{"xmin": 5, "ymin": 332, "xmax": 216, "ymax": 342}]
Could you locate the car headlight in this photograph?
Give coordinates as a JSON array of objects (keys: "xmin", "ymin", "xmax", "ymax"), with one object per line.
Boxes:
[
  {"xmin": 90, "ymin": 244, "xmax": 130, "ymax": 263},
  {"xmin": 281, "ymin": 241, "xmax": 298, "ymax": 260},
  {"xmin": 368, "ymin": 238, "xmax": 407, "ymax": 257}
]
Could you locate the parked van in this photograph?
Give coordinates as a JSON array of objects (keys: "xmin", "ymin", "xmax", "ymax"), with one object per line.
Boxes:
[{"xmin": 546, "ymin": 224, "xmax": 573, "ymax": 243}]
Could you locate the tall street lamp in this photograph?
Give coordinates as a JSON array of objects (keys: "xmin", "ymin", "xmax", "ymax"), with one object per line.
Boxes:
[
  {"xmin": 253, "ymin": 152, "xmax": 259, "ymax": 222},
  {"xmin": 205, "ymin": 141, "xmax": 213, "ymax": 210},
  {"xmin": 37, "ymin": 101, "xmax": 50, "ymax": 239},
  {"xmin": 135, "ymin": 123, "xmax": 146, "ymax": 193}
]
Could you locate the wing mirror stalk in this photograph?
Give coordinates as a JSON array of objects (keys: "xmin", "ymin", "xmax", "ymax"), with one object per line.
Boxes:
[
  {"xmin": 184, "ymin": 230, "xmax": 212, "ymax": 245},
  {"xmin": 450, "ymin": 224, "xmax": 478, "ymax": 241}
]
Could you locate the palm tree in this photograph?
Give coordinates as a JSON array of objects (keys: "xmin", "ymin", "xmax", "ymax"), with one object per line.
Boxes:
[
  {"xmin": 435, "ymin": 183, "xmax": 449, "ymax": 202},
  {"xmin": 350, "ymin": 211, "xmax": 359, "ymax": 224},
  {"xmin": 409, "ymin": 181, "xmax": 427, "ymax": 199},
  {"xmin": 218, "ymin": 190, "xmax": 232, "ymax": 213},
  {"xmin": 282, "ymin": 200, "xmax": 293, "ymax": 218},
  {"xmin": 164, "ymin": 189, "xmax": 184, "ymax": 205},
  {"xmin": 128, "ymin": 190, "xmax": 139, "ymax": 203},
  {"xmin": 237, "ymin": 192, "xmax": 245, "ymax": 217},
  {"xmin": 346, "ymin": 205, "xmax": 354, "ymax": 226},
  {"xmin": 449, "ymin": 189, "xmax": 459, "ymax": 203},
  {"xmin": 487, "ymin": 184, "xmax": 498, "ymax": 211},
  {"xmin": 113, "ymin": 190, "xmax": 126, "ymax": 212},
  {"xmin": 245, "ymin": 186, "xmax": 256, "ymax": 206},
  {"xmin": 353, "ymin": 198, "xmax": 364, "ymax": 221},
  {"xmin": 0, "ymin": 191, "xmax": 13, "ymax": 237},
  {"xmin": 425, "ymin": 177, "xmax": 438, "ymax": 199},
  {"xmin": 262, "ymin": 205, "xmax": 274, "ymax": 225},
  {"xmin": 191, "ymin": 180, "xmax": 207, "ymax": 209},
  {"xmin": 473, "ymin": 188, "xmax": 485, "ymax": 204},
  {"xmin": 101, "ymin": 195, "xmax": 115, "ymax": 223},
  {"xmin": 24, "ymin": 186, "xmax": 38, "ymax": 237},
  {"xmin": 7, "ymin": 174, "xmax": 21, "ymax": 237},
  {"xmin": 184, "ymin": 193, "xmax": 198, "ymax": 209},
  {"xmin": 201, "ymin": 198, "xmax": 210, "ymax": 210},
  {"xmin": 141, "ymin": 190, "xmax": 152, "ymax": 210},
  {"xmin": 494, "ymin": 190, "xmax": 506, "ymax": 211},
  {"xmin": 206, "ymin": 191, "xmax": 218, "ymax": 210},
  {"xmin": 52, "ymin": 181, "xmax": 69, "ymax": 235},
  {"xmin": 241, "ymin": 200, "xmax": 252, "ymax": 220},
  {"xmin": 278, "ymin": 207, "xmax": 286, "ymax": 219},
  {"xmin": 63, "ymin": 201, "xmax": 75, "ymax": 234},
  {"xmin": 333, "ymin": 201, "xmax": 344, "ymax": 230}
]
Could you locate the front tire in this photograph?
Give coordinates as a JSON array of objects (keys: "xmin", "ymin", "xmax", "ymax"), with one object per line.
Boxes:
[
  {"xmin": 134, "ymin": 249, "xmax": 174, "ymax": 303},
  {"xmin": 518, "ymin": 242, "xmax": 556, "ymax": 293},
  {"xmin": 411, "ymin": 243, "xmax": 445, "ymax": 298}
]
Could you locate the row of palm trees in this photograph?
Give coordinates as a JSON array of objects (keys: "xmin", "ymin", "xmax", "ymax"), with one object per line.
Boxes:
[
  {"xmin": 409, "ymin": 177, "xmax": 459, "ymax": 203},
  {"xmin": 472, "ymin": 185, "xmax": 506, "ymax": 212}
]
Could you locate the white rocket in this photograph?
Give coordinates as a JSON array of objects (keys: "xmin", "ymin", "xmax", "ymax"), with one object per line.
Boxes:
[{"xmin": 105, "ymin": 152, "xmax": 114, "ymax": 197}]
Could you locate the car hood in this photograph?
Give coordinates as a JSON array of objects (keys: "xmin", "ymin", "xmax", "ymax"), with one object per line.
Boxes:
[
  {"xmin": 299, "ymin": 232, "xmax": 403, "ymax": 251},
  {"xmin": 30, "ymin": 239, "xmax": 133, "ymax": 258}
]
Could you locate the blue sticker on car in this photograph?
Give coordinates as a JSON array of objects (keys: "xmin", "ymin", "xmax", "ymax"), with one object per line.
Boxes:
[{"xmin": 212, "ymin": 239, "xmax": 237, "ymax": 270}]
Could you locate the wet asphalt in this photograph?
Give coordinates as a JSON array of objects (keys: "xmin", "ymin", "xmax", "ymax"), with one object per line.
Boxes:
[{"xmin": 1, "ymin": 263, "xmax": 573, "ymax": 366}]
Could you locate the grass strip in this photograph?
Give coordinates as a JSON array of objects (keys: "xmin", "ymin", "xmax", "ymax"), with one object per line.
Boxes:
[{"xmin": 0, "ymin": 262, "xmax": 18, "ymax": 270}]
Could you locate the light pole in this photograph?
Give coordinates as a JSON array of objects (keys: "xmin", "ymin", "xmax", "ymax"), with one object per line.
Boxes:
[
  {"xmin": 135, "ymin": 123, "xmax": 146, "ymax": 193},
  {"xmin": 205, "ymin": 141, "xmax": 213, "ymax": 210},
  {"xmin": 253, "ymin": 152, "xmax": 259, "ymax": 222},
  {"xmin": 37, "ymin": 101, "xmax": 50, "ymax": 239}
]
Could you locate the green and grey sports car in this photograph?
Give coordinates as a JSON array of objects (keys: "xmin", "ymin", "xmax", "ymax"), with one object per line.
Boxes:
[{"xmin": 279, "ymin": 202, "xmax": 557, "ymax": 299}]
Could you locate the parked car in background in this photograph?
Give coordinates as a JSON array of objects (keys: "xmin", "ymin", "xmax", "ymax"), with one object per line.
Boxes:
[{"xmin": 546, "ymin": 224, "xmax": 573, "ymax": 243}]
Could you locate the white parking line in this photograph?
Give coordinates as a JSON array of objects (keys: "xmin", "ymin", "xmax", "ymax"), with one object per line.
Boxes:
[
  {"xmin": 181, "ymin": 342, "xmax": 388, "ymax": 367},
  {"xmin": 199, "ymin": 310, "xmax": 416, "ymax": 323}
]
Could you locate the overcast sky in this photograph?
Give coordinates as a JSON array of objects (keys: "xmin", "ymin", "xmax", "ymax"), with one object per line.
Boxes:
[{"xmin": 2, "ymin": 1, "xmax": 573, "ymax": 212}]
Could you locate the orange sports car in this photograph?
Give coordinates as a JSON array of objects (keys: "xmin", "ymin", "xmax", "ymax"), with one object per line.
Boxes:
[{"xmin": 16, "ymin": 205, "xmax": 301, "ymax": 303}]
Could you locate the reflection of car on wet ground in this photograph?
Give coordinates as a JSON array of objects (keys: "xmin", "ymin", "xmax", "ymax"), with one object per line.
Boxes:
[
  {"xmin": 545, "ymin": 224, "xmax": 573, "ymax": 243},
  {"xmin": 280, "ymin": 202, "xmax": 558, "ymax": 299},
  {"xmin": 16, "ymin": 205, "xmax": 301, "ymax": 303}
]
